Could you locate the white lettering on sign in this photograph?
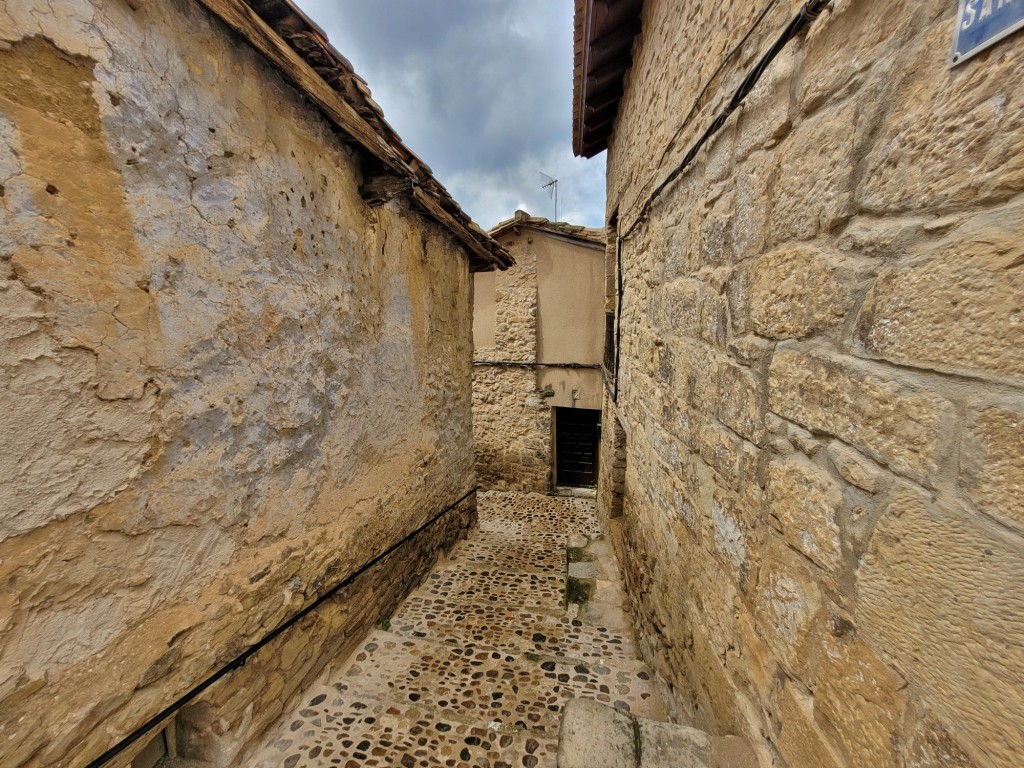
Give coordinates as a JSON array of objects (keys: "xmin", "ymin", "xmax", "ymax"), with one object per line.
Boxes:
[
  {"xmin": 964, "ymin": 0, "xmax": 978, "ymax": 29},
  {"xmin": 964, "ymin": 0, "xmax": 1022, "ymax": 29},
  {"xmin": 952, "ymin": 0, "xmax": 1024, "ymax": 65}
]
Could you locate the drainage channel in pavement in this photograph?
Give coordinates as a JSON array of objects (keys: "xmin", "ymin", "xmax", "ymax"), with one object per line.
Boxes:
[{"xmin": 249, "ymin": 491, "xmax": 667, "ymax": 768}]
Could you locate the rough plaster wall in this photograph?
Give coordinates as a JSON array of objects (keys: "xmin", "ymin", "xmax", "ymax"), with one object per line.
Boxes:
[
  {"xmin": 472, "ymin": 235, "xmax": 551, "ymax": 492},
  {"xmin": 0, "ymin": 1, "xmax": 476, "ymax": 765},
  {"xmin": 603, "ymin": 1, "xmax": 1024, "ymax": 768}
]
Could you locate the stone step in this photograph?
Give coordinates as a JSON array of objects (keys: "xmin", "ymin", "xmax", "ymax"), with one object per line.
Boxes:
[
  {"xmin": 153, "ymin": 758, "xmax": 210, "ymax": 768},
  {"xmin": 557, "ymin": 699, "xmax": 757, "ymax": 768}
]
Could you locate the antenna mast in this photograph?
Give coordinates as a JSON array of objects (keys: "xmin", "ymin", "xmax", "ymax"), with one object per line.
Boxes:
[{"xmin": 540, "ymin": 172, "xmax": 559, "ymax": 221}]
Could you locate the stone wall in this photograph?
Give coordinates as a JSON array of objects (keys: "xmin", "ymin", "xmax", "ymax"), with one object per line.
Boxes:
[
  {"xmin": 0, "ymin": 1, "xmax": 477, "ymax": 765},
  {"xmin": 603, "ymin": 2, "xmax": 1024, "ymax": 768},
  {"xmin": 473, "ymin": 222, "xmax": 606, "ymax": 491},
  {"xmin": 596, "ymin": 398, "xmax": 626, "ymax": 525},
  {"xmin": 473, "ymin": 239, "xmax": 551, "ymax": 491}
]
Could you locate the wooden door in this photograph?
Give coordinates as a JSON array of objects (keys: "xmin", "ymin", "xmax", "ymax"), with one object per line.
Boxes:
[{"xmin": 555, "ymin": 407, "xmax": 600, "ymax": 487}]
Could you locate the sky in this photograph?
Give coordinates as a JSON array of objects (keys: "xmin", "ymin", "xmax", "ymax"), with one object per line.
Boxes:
[{"xmin": 294, "ymin": 0, "xmax": 607, "ymax": 229}]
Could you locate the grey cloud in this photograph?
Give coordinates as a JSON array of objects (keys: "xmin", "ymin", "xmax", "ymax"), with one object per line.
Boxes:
[{"xmin": 295, "ymin": 0, "xmax": 606, "ymax": 228}]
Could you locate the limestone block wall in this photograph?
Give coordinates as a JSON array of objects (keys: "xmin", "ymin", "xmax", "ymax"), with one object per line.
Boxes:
[
  {"xmin": 596, "ymin": 398, "xmax": 626, "ymax": 525},
  {"xmin": 0, "ymin": 1, "xmax": 477, "ymax": 765},
  {"xmin": 473, "ymin": 248, "xmax": 551, "ymax": 491},
  {"xmin": 603, "ymin": 2, "xmax": 1024, "ymax": 768}
]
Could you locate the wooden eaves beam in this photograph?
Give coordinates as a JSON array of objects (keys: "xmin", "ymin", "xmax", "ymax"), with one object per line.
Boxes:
[
  {"xmin": 585, "ymin": 87, "xmax": 624, "ymax": 121},
  {"xmin": 588, "ymin": 18, "xmax": 641, "ymax": 66}
]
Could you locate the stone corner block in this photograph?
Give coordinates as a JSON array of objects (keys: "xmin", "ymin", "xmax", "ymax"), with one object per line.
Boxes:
[{"xmin": 638, "ymin": 718, "xmax": 712, "ymax": 768}]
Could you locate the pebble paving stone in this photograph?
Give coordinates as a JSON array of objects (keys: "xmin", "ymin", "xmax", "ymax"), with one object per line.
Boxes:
[{"xmin": 250, "ymin": 491, "xmax": 666, "ymax": 768}]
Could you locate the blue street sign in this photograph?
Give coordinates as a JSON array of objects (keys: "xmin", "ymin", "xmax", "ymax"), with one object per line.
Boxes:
[{"xmin": 951, "ymin": 0, "xmax": 1024, "ymax": 66}]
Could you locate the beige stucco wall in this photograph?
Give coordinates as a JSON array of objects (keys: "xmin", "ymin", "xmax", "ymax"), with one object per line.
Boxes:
[
  {"xmin": 536, "ymin": 233, "xmax": 604, "ymax": 367},
  {"xmin": 473, "ymin": 269, "xmax": 497, "ymax": 348},
  {"xmin": 0, "ymin": 1, "xmax": 477, "ymax": 765},
  {"xmin": 472, "ymin": 226, "xmax": 604, "ymax": 489},
  {"xmin": 537, "ymin": 230, "xmax": 604, "ymax": 411},
  {"xmin": 602, "ymin": 2, "xmax": 1024, "ymax": 768}
]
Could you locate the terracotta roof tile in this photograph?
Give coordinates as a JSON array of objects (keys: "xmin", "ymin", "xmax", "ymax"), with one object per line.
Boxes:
[{"xmin": 489, "ymin": 210, "xmax": 605, "ymax": 247}]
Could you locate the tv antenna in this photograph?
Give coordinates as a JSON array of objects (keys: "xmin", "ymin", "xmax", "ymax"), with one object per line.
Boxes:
[{"xmin": 540, "ymin": 172, "xmax": 559, "ymax": 222}]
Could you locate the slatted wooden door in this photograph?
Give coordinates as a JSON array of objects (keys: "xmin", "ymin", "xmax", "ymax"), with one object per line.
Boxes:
[{"xmin": 555, "ymin": 407, "xmax": 600, "ymax": 487}]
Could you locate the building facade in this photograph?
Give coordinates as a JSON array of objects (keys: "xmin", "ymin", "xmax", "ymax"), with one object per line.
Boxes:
[
  {"xmin": 473, "ymin": 211, "xmax": 605, "ymax": 492},
  {"xmin": 575, "ymin": 1, "xmax": 1024, "ymax": 767},
  {"xmin": 0, "ymin": 1, "xmax": 509, "ymax": 765}
]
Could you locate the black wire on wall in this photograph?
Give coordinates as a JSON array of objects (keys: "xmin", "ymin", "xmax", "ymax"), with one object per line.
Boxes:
[
  {"xmin": 84, "ymin": 486, "xmax": 478, "ymax": 768},
  {"xmin": 620, "ymin": 0, "xmax": 834, "ymax": 243}
]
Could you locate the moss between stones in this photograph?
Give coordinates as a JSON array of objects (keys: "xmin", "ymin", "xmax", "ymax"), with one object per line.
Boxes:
[
  {"xmin": 565, "ymin": 577, "xmax": 595, "ymax": 605},
  {"xmin": 566, "ymin": 546, "xmax": 596, "ymax": 563}
]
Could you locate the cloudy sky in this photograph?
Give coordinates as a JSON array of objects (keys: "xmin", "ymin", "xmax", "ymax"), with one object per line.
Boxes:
[{"xmin": 294, "ymin": 0, "xmax": 606, "ymax": 229}]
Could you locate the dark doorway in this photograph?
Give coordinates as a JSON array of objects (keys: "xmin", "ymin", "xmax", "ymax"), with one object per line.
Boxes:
[{"xmin": 555, "ymin": 407, "xmax": 600, "ymax": 487}]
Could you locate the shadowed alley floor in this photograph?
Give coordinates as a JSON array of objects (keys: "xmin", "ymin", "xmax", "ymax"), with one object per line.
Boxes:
[{"xmin": 250, "ymin": 491, "xmax": 667, "ymax": 767}]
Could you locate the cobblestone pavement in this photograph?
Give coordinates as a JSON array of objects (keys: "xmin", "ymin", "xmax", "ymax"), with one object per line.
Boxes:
[{"xmin": 250, "ymin": 491, "xmax": 666, "ymax": 768}]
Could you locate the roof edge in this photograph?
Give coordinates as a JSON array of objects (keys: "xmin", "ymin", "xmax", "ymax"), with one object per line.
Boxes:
[
  {"xmin": 572, "ymin": 0, "xmax": 645, "ymax": 158},
  {"xmin": 195, "ymin": 0, "xmax": 513, "ymax": 271},
  {"xmin": 489, "ymin": 210, "xmax": 605, "ymax": 247}
]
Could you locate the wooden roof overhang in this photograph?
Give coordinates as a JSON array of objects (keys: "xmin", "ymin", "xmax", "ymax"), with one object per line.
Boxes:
[
  {"xmin": 195, "ymin": 0, "xmax": 513, "ymax": 271},
  {"xmin": 572, "ymin": 0, "xmax": 645, "ymax": 158}
]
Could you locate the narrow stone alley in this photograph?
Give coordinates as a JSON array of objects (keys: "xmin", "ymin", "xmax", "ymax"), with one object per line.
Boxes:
[{"xmin": 249, "ymin": 492, "xmax": 667, "ymax": 767}]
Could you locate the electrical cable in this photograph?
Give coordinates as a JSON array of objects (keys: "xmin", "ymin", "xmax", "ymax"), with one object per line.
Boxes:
[
  {"xmin": 652, "ymin": 0, "xmax": 780, "ymax": 175},
  {"xmin": 620, "ymin": 0, "xmax": 833, "ymax": 243},
  {"xmin": 473, "ymin": 361, "xmax": 601, "ymax": 370},
  {"xmin": 84, "ymin": 486, "xmax": 478, "ymax": 768}
]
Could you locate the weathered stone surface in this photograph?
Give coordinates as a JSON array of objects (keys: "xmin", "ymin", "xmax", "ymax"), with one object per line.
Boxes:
[
  {"xmin": 856, "ymin": 204, "xmax": 1024, "ymax": 383},
  {"xmin": 0, "ymin": 1, "xmax": 480, "ymax": 765},
  {"xmin": 736, "ymin": 45, "xmax": 794, "ymax": 160},
  {"xmin": 907, "ymin": 716, "xmax": 983, "ymax": 768},
  {"xmin": 797, "ymin": 0, "xmax": 944, "ymax": 113},
  {"xmin": 732, "ymin": 150, "xmax": 773, "ymax": 261},
  {"xmin": 710, "ymin": 491, "xmax": 752, "ymax": 590},
  {"xmin": 739, "ymin": 246, "xmax": 859, "ymax": 340},
  {"xmin": 768, "ymin": 346, "xmax": 954, "ymax": 483},
  {"xmin": 699, "ymin": 422, "xmax": 741, "ymax": 490},
  {"xmin": 731, "ymin": 611, "xmax": 777, "ymax": 701},
  {"xmin": 715, "ymin": 357, "xmax": 764, "ymax": 445},
  {"xmin": 776, "ymin": 682, "xmax": 845, "ymax": 768},
  {"xmin": 472, "ymin": 364, "xmax": 551, "ymax": 493},
  {"xmin": 653, "ymin": 277, "xmax": 728, "ymax": 348},
  {"xmin": 598, "ymin": 0, "xmax": 1024, "ymax": 762},
  {"xmin": 962, "ymin": 403, "xmax": 1024, "ymax": 530},
  {"xmin": 597, "ymin": 403, "xmax": 628, "ymax": 523},
  {"xmin": 858, "ymin": 23, "xmax": 1024, "ymax": 213},
  {"xmin": 858, "ymin": 488, "xmax": 1024, "ymax": 768},
  {"xmin": 771, "ymin": 101, "xmax": 858, "ymax": 242},
  {"xmin": 638, "ymin": 717, "xmax": 713, "ymax": 768},
  {"xmin": 670, "ymin": 339, "xmax": 720, "ymax": 419},
  {"xmin": 710, "ymin": 733, "xmax": 758, "ymax": 768},
  {"xmin": 815, "ymin": 633, "xmax": 907, "ymax": 768},
  {"xmin": 558, "ymin": 698, "xmax": 713, "ymax": 768},
  {"xmin": 765, "ymin": 457, "xmax": 843, "ymax": 573},
  {"xmin": 752, "ymin": 538, "xmax": 823, "ymax": 677},
  {"xmin": 828, "ymin": 441, "xmax": 885, "ymax": 494}
]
